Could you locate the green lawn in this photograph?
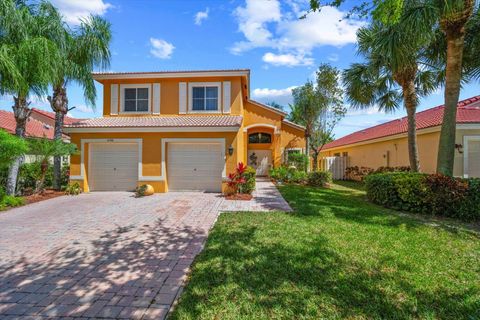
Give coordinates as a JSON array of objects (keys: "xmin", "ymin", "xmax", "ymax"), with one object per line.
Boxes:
[{"xmin": 171, "ymin": 182, "xmax": 480, "ymax": 320}]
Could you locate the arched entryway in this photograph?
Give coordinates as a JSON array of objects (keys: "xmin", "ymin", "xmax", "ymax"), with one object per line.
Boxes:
[{"xmin": 246, "ymin": 127, "xmax": 275, "ymax": 176}]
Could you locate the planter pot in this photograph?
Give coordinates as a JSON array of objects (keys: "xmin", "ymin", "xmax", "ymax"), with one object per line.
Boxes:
[{"xmin": 143, "ymin": 184, "xmax": 155, "ymax": 196}]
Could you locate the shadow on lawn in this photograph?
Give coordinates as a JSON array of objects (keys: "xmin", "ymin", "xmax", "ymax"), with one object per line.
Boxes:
[
  {"xmin": 0, "ymin": 217, "xmax": 206, "ymax": 318},
  {"xmin": 173, "ymin": 223, "xmax": 479, "ymax": 320}
]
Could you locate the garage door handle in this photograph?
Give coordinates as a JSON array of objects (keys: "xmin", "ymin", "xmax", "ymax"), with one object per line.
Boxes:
[
  {"xmin": 193, "ymin": 168, "xmax": 197, "ymax": 171},
  {"xmin": 113, "ymin": 168, "xmax": 116, "ymax": 171}
]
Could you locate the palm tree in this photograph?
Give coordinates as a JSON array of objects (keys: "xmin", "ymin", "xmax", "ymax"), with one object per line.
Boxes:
[
  {"xmin": 48, "ymin": 13, "xmax": 112, "ymax": 190},
  {"xmin": 412, "ymin": 2, "xmax": 480, "ymax": 175},
  {"xmin": 343, "ymin": 21, "xmax": 439, "ymax": 172},
  {"xmin": 0, "ymin": 0, "xmax": 62, "ymax": 195}
]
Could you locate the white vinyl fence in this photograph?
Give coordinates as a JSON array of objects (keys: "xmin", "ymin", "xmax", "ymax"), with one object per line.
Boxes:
[{"xmin": 318, "ymin": 156, "xmax": 348, "ymax": 180}]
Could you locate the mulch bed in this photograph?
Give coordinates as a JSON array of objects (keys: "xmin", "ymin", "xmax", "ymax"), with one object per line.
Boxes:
[
  {"xmin": 23, "ymin": 189, "xmax": 65, "ymax": 204},
  {"xmin": 225, "ymin": 194, "xmax": 253, "ymax": 201}
]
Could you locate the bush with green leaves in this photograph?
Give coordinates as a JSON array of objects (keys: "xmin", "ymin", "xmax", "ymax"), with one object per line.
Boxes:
[
  {"xmin": 65, "ymin": 182, "xmax": 82, "ymax": 196},
  {"xmin": 0, "ymin": 186, "xmax": 5, "ymax": 202},
  {"xmin": 287, "ymin": 153, "xmax": 309, "ymax": 171},
  {"xmin": 238, "ymin": 166, "xmax": 256, "ymax": 194},
  {"xmin": 0, "ymin": 195, "xmax": 25, "ymax": 210},
  {"xmin": 0, "ymin": 130, "xmax": 29, "ymax": 168},
  {"xmin": 365, "ymin": 172, "xmax": 480, "ymax": 221},
  {"xmin": 307, "ymin": 171, "xmax": 332, "ymax": 187}
]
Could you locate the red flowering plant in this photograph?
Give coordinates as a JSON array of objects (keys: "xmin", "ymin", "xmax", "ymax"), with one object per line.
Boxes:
[{"xmin": 227, "ymin": 162, "xmax": 255, "ymax": 195}]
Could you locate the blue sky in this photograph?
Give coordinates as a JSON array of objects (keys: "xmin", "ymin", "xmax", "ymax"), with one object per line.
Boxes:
[{"xmin": 0, "ymin": 0, "xmax": 478, "ymax": 139}]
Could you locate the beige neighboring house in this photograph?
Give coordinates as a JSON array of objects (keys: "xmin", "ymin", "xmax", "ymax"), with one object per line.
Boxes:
[{"xmin": 320, "ymin": 95, "xmax": 480, "ymax": 178}]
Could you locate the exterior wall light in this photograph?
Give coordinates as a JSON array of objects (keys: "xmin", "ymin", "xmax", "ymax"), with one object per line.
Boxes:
[
  {"xmin": 455, "ymin": 143, "xmax": 463, "ymax": 154},
  {"xmin": 228, "ymin": 145, "xmax": 234, "ymax": 156}
]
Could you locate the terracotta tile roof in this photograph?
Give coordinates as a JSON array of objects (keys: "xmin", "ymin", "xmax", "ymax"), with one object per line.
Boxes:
[
  {"xmin": 65, "ymin": 115, "xmax": 243, "ymax": 128},
  {"xmin": 282, "ymin": 119, "xmax": 306, "ymax": 130},
  {"xmin": 0, "ymin": 110, "xmax": 55, "ymax": 139},
  {"xmin": 92, "ymin": 69, "xmax": 250, "ymax": 76},
  {"xmin": 31, "ymin": 108, "xmax": 81, "ymax": 125},
  {"xmin": 323, "ymin": 95, "xmax": 480, "ymax": 150}
]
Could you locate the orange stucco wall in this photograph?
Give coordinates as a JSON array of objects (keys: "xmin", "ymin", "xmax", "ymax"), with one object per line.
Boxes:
[
  {"xmin": 70, "ymin": 131, "xmax": 242, "ymax": 193},
  {"xmin": 100, "ymin": 76, "xmax": 244, "ymax": 116},
  {"xmin": 69, "ymin": 77, "xmax": 306, "ymax": 193}
]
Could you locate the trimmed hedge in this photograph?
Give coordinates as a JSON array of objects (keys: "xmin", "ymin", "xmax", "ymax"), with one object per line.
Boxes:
[{"xmin": 365, "ymin": 172, "xmax": 480, "ymax": 221}]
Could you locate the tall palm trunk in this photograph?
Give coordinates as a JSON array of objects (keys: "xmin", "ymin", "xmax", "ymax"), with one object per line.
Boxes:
[
  {"xmin": 437, "ymin": 1, "xmax": 473, "ymax": 176},
  {"xmin": 48, "ymin": 84, "xmax": 68, "ymax": 190},
  {"xmin": 6, "ymin": 96, "xmax": 31, "ymax": 195},
  {"xmin": 402, "ymin": 79, "xmax": 420, "ymax": 172}
]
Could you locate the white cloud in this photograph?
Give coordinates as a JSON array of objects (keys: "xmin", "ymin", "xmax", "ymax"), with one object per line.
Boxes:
[
  {"xmin": 252, "ymin": 86, "xmax": 298, "ymax": 105},
  {"xmin": 149, "ymin": 38, "xmax": 175, "ymax": 59},
  {"xmin": 231, "ymin": 1, "xmax": 364, "ymax": 66},
  {"xmin": 50, "ymin": 0, "xmax": 112, "ymax": 25},
  {"xmin": 194, "ymin": 8, "xmax": 209, "ymax": 25},
  {"xmin": 262, "ymin": 52, "xmax": 313, "ymax": 67},
  {"xmin": 231, "ymin": 0, "xmax": 282, "ymax": 54}
]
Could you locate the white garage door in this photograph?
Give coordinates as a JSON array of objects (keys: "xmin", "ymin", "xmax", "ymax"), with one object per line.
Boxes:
[
  {"xmin": 89, "ymin": 143, "xmax": 138, "ymax": 191},
  {"xmin": 167, "ymin": 142, "xmax": 223, "ymax": 192}
]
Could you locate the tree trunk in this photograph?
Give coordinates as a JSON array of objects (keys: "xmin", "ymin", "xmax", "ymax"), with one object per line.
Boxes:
[
  {"xmin": 49, "ymin": 84, "xmax": 68, "ymax": 190},
  {"xmin": 305, "ymin": 130, "xmax": 310, "ymax": 173},
  {"xmin": 6, "ymin": 96, "xmax": 31, "ymax": 195},
  {"xmin": 312, "ymin": 150, "xmax": 319, "ymax": 171},
  {"xmin": 437, "ymin": 1, "xmax": 473, "ymax": 176},
  {"xmin": 402, "ymin": 79, "xmax": 420, "ymax": 172},
  {"xmin": 436, "ymin": 29, "xmax": 465, "ymax": 176}
]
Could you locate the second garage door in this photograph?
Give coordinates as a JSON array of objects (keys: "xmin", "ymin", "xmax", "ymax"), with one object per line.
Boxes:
[
  {"xmin": 167, "ymin": 142, "xmax": 223, "ymax": 192},
  {"xmin": 89, "ymin": 143, "xmax": 138, "ymax": 191}
]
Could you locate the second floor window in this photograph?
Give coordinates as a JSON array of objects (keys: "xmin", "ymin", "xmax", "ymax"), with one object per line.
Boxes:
[
  {"xmin": 124, "ymin": 87, "xmax": 149, "ymax": 112},
  {"xmin": 191, "ymin": 84, "xmax": 220, "ymax": 111}
]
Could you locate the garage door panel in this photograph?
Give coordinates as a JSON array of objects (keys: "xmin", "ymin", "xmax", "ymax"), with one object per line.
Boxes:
[
  {"xmin": 167, "ymin": 142, "xmax": 223, "ymax": 192},
  {"xmin": 90, "ymin": 143, "xmax": 138, "ymax": 191}
]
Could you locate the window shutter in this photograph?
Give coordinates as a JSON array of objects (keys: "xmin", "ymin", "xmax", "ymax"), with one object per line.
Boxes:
[
  {"xmin": 153, "ymin": 83, "xmax": 160, "ymax": 114},
  {"xmin": 110, "ymin": 84, "xmax": 119, "ymax": 115},
  {"xmin": 179, "ymin": 82, "xmax": 187, "ymax": 114},
  {"xmin": 223, "ymin": 81, "xmax": 231, "ymax": 114}
]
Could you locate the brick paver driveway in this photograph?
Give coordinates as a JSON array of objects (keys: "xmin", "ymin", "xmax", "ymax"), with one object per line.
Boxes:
[{"xmin": 0, "ymin": 192, "xmax": 222, "ymax": 319}]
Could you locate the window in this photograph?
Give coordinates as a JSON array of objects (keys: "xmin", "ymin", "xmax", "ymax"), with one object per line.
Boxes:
[
  {"xmin": 189, "ymin": 82, "xmax": 221, "ymax": 112},
  {"xmin": 249, "ymin": 132, "xmax": 272, "ymax": 144},
  {"xmin": 333, "ymin": 152, "xmax": 341, "ymax": 157},
  {"xmin": 122, "ymin": 86, "xmax": 150, "ymax": 112},
  {"xmin": 342, "ymin": 152, "xmax": 348, "ymax": 157}
]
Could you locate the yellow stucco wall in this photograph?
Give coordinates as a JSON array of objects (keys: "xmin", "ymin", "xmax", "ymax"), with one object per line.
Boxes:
[
  {"xmin": 100, "ymin": 76, "xmax": 244, "ymax": 116},
  {"xmin": 69, "ymin": 80, "xmax": 306, "ymax": 193},
  {"xmin": 70, "ymin": 131, "xmax": 242, "ymax": 193},
  {"xmin": 320, "ymin": 128, "xmax": 480, "ymax": 176}
]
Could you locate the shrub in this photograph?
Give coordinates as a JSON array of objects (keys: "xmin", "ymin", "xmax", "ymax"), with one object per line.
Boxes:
[
  {"xmin": 0, "ymin": 195, "xmax": 25, "ymax": 210},
  {"xmin": 227, "ymin": 163, "xmax": 256, "ymax": 195},
  {"xmin": 18, "ymin": 162, "xmax": 53, "ymax": 192},
  {"xmin": 345, "ymin": 166, "xmax": 374, "ymax": 181},
  {"xmin": 307, "ymin": 171, "xmax": 332, "ymax": 187},
  {"xmin": 365, "ymin": 172, "xmax": 426, "ymax": 211},
  {"xmin": 239, "ymin": 166, "xmax": 256, "ymax": 194},
  {"xmin": 287, "ymin": 153, "xmax": 309, "ymax": 171},
  {"xmin": 0, "ymin": 185, "xmax": 5, "ymax": 202},
  {"xmin": 365, "ymin": 172, "xmax": 480, "ymax": 221},
  {"xmin": 65, "ymin": 182, "xmax": 82, "ymax": 196},
  {"xmin": 290, "ymin": 170, "xmax": 308, "ymax": 184}
]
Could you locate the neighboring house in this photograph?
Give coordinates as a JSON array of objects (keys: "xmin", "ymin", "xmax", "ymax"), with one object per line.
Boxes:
[
  {"xmin": 64, "ymin": 69, "xmax": 306, "ymax": 192},
  {"xmin": 320, "ymin": 95, "xmax": 480, "ymax": 178},
  {"xmin": 0, "ymin": 109, "xmax": 78, "ymax": 164}
]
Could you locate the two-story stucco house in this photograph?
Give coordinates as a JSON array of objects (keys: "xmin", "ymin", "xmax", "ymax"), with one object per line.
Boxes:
[{"xmin": 64, "ymin": 69, "xmax": 306, "ymax": 193}]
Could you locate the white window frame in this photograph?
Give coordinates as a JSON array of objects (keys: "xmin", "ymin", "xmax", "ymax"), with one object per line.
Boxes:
[
  {"xmin": 120, "ymin": 84, "xmax": 151, "ymax": 114},
  {"xmin": 463, "ymin": 135, "xmax": 480, "ymax": 178},
  {"xmin": 188, "ymin": 82, "xmax": 222, "ymax": 113}
]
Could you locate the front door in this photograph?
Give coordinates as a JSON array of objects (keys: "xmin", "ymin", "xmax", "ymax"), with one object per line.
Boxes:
[{"xmin": 248, "ymin": 150, "xmax": 272, "ymax": 176}]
